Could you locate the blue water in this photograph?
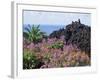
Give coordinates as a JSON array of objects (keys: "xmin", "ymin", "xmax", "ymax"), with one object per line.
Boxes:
[{"xmin": 23, "ymin": 24, "xmax": 65, "ymax": 36}]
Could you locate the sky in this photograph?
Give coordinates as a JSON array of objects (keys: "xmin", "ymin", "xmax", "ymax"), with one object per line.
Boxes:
[{"xmin": 23, "ymin": 10, "xmax": 91, "ymax": 35}]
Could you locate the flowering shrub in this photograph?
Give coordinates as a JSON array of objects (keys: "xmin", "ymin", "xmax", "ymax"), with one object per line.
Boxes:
[
  {"xmin": 23, "ymin": 50, "xmax": 44, "ymax": 69},
  {"xmin": 23, "ymin": 37, "xmax": 90, "ymax": 69},
  {"xmin": 48, "ymin": 41, "xmax": 64, "ymax": 49},
  {"xmin": 23, "ymin": 20, "xmax": 91, "ymax": 69},
  {"xmin": 40, "ymin": 45, "xmax": 90, "ymax": 68}
]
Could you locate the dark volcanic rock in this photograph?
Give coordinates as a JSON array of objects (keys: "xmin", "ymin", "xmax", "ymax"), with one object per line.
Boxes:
[
  {"xmin": 49, "ymin": 28, "xmax": 65, "ymax": 39},
  {"xmin": 49, "ymin": 19, "xmax": 91, "ymax": 57},
  {"xmin": 65, "ymin": 19, "xmax": 91, "ymax": 56}
]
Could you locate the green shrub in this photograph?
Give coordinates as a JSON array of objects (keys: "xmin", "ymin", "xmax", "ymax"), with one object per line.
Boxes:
[
  {"xmin": 48, "ymin": 41, "xmax": 64, "ymax": 49},
  {"xmin": 23, "ymin": 25, "xmax": 46, "ymax": 44},
  {"xmin": 23, "ymin": 50, "xmax": 44, "ymax": 69}
]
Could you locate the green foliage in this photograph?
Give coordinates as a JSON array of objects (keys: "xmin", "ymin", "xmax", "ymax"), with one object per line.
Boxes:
[
  {"xmin": 48, "ymin": 41, "xmax": 64, "ymax": 49},
  {"xmin": 44, "ymin": 53, "xmax": 51, "ymax": 60},
  {"xmin": 23, "ymin": 25, "xmax": 45, "ymax": 44},
  {"xmin": 23, "ymin": 50, "xmax": 44, "ymax": 69}
]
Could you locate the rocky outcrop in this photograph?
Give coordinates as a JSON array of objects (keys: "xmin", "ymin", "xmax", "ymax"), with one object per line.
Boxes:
[{"xmin": 49, "ymin": 19, "xmax": 91, "ymax": 57}]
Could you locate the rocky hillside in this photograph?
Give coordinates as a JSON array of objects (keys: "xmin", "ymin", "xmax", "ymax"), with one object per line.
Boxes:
[{"xmin": 49, "ymin": 19, "xmax": 91, "ymax": 57}]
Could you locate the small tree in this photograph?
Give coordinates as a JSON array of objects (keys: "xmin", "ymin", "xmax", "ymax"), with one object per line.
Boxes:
[{"xmin": 23, "ymin": 24, "xmax": 45, "ymax": 44}]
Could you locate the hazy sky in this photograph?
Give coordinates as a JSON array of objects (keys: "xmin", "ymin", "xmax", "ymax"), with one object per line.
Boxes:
[
  {"xmin": 23, "ymin": 10, "xmax": 91, "ymax": 26},
  {"xmin": 23, "ymin": 10, "xmax": 91, "ymax": 35}
]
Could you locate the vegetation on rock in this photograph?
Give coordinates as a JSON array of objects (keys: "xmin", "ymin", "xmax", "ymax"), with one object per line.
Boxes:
[{"xmin": 23, "ymin": 19, "xmax": 91, "ymax": 69}]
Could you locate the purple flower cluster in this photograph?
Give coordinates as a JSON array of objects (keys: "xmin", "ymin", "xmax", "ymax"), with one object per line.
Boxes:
[{"xmin": 23, "ymin": 36, "xmax": 90, "ymax": 69}]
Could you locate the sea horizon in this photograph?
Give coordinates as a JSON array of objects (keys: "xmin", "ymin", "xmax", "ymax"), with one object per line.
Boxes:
[{"xmin": 23, "ymin": 24, "xmax": 66, "ymax": 36}]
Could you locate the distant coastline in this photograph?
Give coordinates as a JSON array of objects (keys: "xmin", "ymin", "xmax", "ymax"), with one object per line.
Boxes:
[{"xmin": 23, "ymin": 24, "xmax": 66, "ymax": 35}]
